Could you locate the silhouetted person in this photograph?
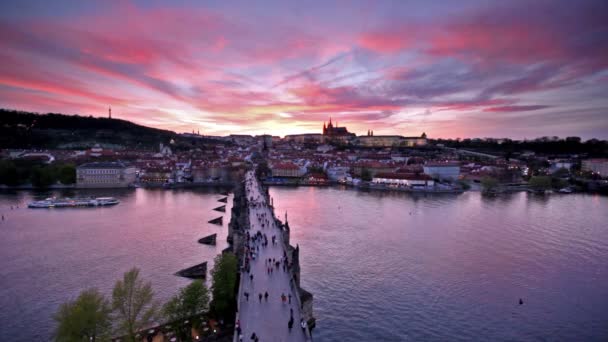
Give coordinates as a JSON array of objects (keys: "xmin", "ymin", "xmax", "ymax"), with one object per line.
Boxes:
[{"xmin": 519, "ymin": 298, "xmax": 524, "ymax": 305}]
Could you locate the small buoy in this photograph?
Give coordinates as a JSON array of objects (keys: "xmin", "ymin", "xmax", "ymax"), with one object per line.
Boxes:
[{"xmin": 519, "ymin": 298, "xmax": 524, "ymax": 305}]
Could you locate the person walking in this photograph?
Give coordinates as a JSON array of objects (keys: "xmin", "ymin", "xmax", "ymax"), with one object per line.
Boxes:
[
  {"xmin": 244, "ymin": 292, "xmax": 249, "ymax": 301},
  {"xmin": 288, "ymin": 294, "xmax": 292, "ymax": 304},
  {"xmin": 264, "ymin": 291, "xmax": 269, "ymax": 301},
  {"xmin": 258, "ymin": 293, "xmax": 262, "ymax": 302}
]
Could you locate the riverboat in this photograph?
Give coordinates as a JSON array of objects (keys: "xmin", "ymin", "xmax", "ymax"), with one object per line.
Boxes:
[{"xmin": 28, "ymin": 197, "xmax": 120, "ymax": 208}]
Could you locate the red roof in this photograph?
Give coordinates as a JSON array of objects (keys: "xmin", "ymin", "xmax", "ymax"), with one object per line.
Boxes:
[{"xmin": 272, "ymin": 162, "xmax": 300, "ymax": 170}]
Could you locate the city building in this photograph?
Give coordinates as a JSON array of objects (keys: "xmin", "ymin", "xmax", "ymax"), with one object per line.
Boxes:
[
  {"xmin": 326, "ymin": 166, "xmax": 350, "ymax": 182},
  {"xmin": 357, "ymin": 135, "xmax": 403, "ymax": 147},
  {"xmin": 372, "ymin": 173, "xmax": 434, "ymax": 187},
  {"xmin": 357, "ymin": 132, "xmax": 427, "ymax": 147},
  {"xmin": 582, "ymin": 159, "xmax": 608, "ymax": 177},
  {"xmin": 76, "ymin": 162, "xmax": 136, "ymax": 188},
  {"xmin": 271, "ymin": 162, "xmax": 305, "ymax": 178},
  {"xmin": 322, "ymin": 118, "xmax": 356, "ymax": 142},
  {"xmin": 423, "ymin": 162, "xmax": 461, "ymax": 180},
  {"xmin": 284, "ymin": 134, "xmax": 324, "ymax": 144},
  {"xmin": 140, "ymin": 167, "xmax": 174, "ymax": 184}
]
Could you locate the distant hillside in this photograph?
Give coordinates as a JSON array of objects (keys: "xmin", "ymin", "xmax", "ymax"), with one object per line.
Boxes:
[{"xmin": 0, "ymin": 109, "xmax": 178, "ymax": 149}]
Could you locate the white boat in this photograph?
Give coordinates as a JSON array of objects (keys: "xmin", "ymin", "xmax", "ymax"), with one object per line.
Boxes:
[{"xmin": 28, "ymin": 197, "xmax": 120, "ymax": 208}]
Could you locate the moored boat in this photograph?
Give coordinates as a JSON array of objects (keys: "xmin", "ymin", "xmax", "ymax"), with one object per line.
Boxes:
[{"xmin": 28, "ymin": 197, "xmax": 120, "ymax": 208}]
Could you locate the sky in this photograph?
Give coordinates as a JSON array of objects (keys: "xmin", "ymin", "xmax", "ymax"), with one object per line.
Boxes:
[{"xmin": 0, "ymin": 0, "xmax": 607, "ymax": 139}]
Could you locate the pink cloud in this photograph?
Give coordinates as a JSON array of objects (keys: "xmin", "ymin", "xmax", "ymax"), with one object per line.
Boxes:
[
  {"xmin": 358, "ymin": 31, "xmax": 412, "ymax": 53},
  {"xmin": 483, "ymin": 105, "xmax": 551, "ymax": 112}
]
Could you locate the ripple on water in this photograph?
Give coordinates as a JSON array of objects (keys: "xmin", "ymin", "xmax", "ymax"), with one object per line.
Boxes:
[{"xmin": 272, "ymin": 190, "xmax": 608, "ymax": 342}]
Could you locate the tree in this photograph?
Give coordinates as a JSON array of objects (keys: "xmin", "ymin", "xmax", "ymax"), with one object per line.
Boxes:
[
  {"xmin": 31, "ymin": 165, "xmax": 55, "ymax": 188},
  {"xmin": 0, "ymin": 160, "xmax": 20, "ymax": 186},
  {"xmin": 360, "ymin": 168, "xmax": 372, "ymax": 181},
  {"xmin": 163, "ymin": 280, "xmax": 210, "ymax": 340},
  {"xmin": 210, "ymin": 253, "xmax": 238, "ymax": 320},
  {"xmin": 53, "ymin": 288, "xmax": 112, "ymax": 342},
  {"xmin": 529, "ymin": 176, "xmax": 552, "ymax": 191},
  {"xmin": 481, "ymin": 176, "xmax": 499, "ymax": 193},
  {"xmin": 59, "ymin": 164, "xmax": 76, "ymax": 184},
  {"xmin": 457, "ymin": 179, "xmax": 471, "ymax": 190},
  {"xmin": 112, "ymin": 268, "xmax": 159, "ymax": 340}
]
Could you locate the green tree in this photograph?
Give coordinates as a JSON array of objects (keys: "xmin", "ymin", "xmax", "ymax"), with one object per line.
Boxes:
[
  {"xmin": 112, "ymin": 268, "xmax": 159, "ymax": 340},
  {"xmin": 529, "ymin": 176, "xmax": 552, "ymax": 191},
  {"xmin": 481, "ymin": 176, "xmax": 499, "ymax": 193},
  {"xmin": 360, "ymin": 168, "xmax": 372, "ymax": 181},
  {"xmin": 210, "ymin": 253, "xmax": 238, "ymax": 320},
  {"xmin": 59, "ymin": 164, "xmax": 76, "ymax": 184},
  {"xmin": 457, "ymin": 179, "xmax": 471, "ymax": 190},
  {"xmin": 163, "ymin": 280, "xmax": 210, "ymax": 340},
  {"xmin": 31, "ymin": 166, "xmax": 56, "ymax": 188},
  {"xmin": 0, "ymin": 160, "xmax": 20, "ymax": 186},
  {"xmin": 53, "ymin": 288, "xmax": 112, "ymax": 342}
]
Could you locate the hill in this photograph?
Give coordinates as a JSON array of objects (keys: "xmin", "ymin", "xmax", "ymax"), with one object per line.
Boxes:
[{"xmin": 0, "ymin": 109, "xmax": 178, "ymax": 149}]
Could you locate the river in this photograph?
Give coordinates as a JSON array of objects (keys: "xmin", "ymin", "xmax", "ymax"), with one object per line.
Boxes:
[{"xmin": 1, "ymin": 187, "xmax": 607, "ymax": 341}]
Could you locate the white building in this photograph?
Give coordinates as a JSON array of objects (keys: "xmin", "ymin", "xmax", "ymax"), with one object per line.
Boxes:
[
  {"xmin": 76, "ymin": 162, "xmax": 136, "ymax": 188},
  {"xmin": 372, "ymin": 173, "xmax": 434, "ymax": 187},
  {"xmin": 423, "ymin": 162, "xmax": 460, "ymax": 180},
  {"xmin": 271, "ymin": 162, "xmax": 305, "ymax": 178}
]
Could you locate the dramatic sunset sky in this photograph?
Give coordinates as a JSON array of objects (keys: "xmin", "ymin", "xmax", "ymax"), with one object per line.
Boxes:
[{"xmin": 1, "ymin": 0, "xmax": 607, "ymax": 138}]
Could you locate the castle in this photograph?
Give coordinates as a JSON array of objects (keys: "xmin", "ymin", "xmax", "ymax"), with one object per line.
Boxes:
[{"xmin": 322, "ymin": 117, "xmax": 355, "ymax": 139}]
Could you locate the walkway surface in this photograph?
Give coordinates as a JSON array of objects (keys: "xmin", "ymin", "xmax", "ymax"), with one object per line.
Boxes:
[{"xmin": 235, "ymin": 171, "xmax": 309, "ymax": 342}]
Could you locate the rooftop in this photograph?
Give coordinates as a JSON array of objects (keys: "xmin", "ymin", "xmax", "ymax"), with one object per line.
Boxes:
[{"xmin": 77, "ymin": 162, "xmax": 129, "ymax": 169}]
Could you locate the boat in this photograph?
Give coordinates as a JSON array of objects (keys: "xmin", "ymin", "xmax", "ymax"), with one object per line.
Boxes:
[
  {"xmin": 559, "ymin": 187, "xmax": 573, "ymax": 193},
  {"xmin": 28, "ymin": 197, "xmax": 120, "ymax": 208}
]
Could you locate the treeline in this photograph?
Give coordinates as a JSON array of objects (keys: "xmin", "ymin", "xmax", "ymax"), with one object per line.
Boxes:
[
  {"xmin": 434, "ymin": 137, "xmax": 608, "ymax": 157},
  {"xmin": 54, "ymin": 253, "xmax": 238, "ymax": 341},
  {"xmin": 0, "ymin": 109, "xmax": 178, "ymax": 149},
  {"xmin": 0, "ymin": 160, "xmax": 75, "ymax": 187}
]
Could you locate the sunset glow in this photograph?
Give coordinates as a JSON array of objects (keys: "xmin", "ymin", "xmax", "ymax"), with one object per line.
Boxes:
[{"xmin": 1, "ymin": 0, "xmax": 607, "ymax": 138}]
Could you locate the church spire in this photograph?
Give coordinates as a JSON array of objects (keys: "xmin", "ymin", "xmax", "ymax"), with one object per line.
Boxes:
[{"xmin": 108, "ymin": 106, "xmax": 112, "ymax": 119}]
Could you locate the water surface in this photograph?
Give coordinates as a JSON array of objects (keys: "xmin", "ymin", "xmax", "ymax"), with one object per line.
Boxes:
[
  {"xmin": 0, "ymin": 188, "xmax": 231, "ymax": 341},
  {"xmin": 269, "ymin": 187, "xmax": 608, "ymax": 341},
  {"xmin": 1, "ymin": 187, "xmax": 607, "ymax": 341}
]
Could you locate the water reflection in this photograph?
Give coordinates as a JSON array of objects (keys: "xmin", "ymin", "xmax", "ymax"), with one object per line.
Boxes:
[
  {"xmin": 270, "ymin": 187, "xmax": 608, "ymax": 342},
  {"xmin": 0, "ymin": 188, "xmax": 232, "ymax": 341}
]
